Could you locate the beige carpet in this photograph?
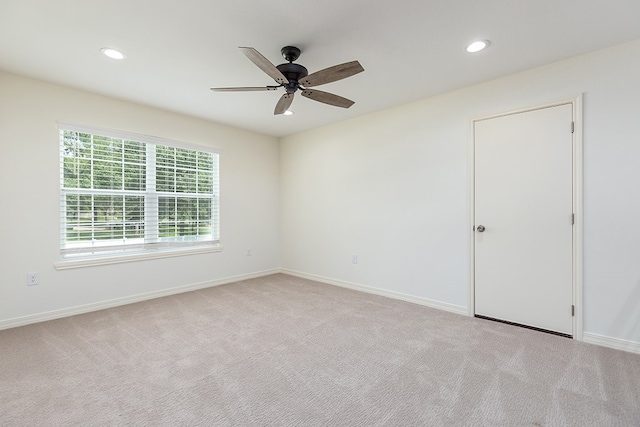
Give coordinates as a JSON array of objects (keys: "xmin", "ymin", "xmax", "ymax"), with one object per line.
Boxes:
[{"xmin": 1, "ymin": 273, "xmax": 639, "ymax": 426}]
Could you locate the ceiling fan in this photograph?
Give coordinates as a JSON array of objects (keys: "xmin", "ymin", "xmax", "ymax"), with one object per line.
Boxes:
[{"xmin": 211, "ymin": 46, "xmax": 364, "ymax": 115}]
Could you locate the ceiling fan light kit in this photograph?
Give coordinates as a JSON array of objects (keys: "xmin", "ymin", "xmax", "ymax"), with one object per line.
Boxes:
[{"xmin": 211, "ymin": 46, "xmax": 364, "ymax": 115}]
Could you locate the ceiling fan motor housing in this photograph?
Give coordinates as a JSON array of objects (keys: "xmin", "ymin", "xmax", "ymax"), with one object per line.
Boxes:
[{"xmin": 276, "ymin": 62, "xmax": 308, "ymax": 93}]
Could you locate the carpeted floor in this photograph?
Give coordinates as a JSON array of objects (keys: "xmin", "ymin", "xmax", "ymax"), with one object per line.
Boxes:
[{"xmin": 1, "ymin": 273, "xmax": 639, "ymax": 426}]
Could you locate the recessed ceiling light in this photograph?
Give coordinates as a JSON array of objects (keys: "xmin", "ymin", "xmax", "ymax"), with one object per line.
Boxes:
[
  {"xmin": 466, "ymin": 40, "xmax": 490, "ymax": 53},
  {"xmin": 100, "ymin": 48, "xmax": 126, "ymax": 60},
  {"xmin": 283, "ymin": 110, "xmax": 294, "ymax": 116}
]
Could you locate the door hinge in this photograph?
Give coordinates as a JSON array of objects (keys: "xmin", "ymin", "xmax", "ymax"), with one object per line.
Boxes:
[
  {"xmin": 571, "ymin": 305, "xmax": 575, "ymax": 317},
  {"xmin": 572, "ymin": 213, "xmax": 575, "ymax": 225},
  {"xmin": 571, "ymin": 122, "xmax": 575, "ymax": 134}
]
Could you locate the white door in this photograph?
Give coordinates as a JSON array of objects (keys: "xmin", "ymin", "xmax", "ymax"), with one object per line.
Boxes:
[{"xmin": 474, "ymin": 104, "xmax": 573, "ymax": 335}]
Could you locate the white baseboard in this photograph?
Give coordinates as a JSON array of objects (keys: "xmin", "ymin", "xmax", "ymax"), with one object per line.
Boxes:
[
  {"xmin": 0, "ymin": 268, "xmax": 280, "ymax": 331},
  {"xmin": 281, "ymin": 270, "xmax": 640, "ymax": 355},
  {"xmin": 7, "ymin": 266, "xmax": 638, "ymax": 356},
  {"xmin": 583, "ymin": 332, "xmax": 640, "ymax": 355},
  {"xmin": 280, "ymin": 268, "xmax": 468, "ymax": 316}
]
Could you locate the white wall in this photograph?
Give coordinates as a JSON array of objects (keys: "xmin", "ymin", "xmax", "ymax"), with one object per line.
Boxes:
[
  {"xmin": 280, "ymin": 39, "xmax": 640, "ymax": 346},
  {"xmin": 0, "ymin": 71, "xmax": 280, "ymax": 325}
]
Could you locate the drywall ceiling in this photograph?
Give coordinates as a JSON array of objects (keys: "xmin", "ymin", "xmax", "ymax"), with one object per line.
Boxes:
[{"xmin": 1, "ymin": 0, "xmax": 639, "ymax": 138}]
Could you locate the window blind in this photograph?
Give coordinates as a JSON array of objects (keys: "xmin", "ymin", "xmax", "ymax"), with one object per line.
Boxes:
[{"xmin": 59, "ymin": 126, "xmax": 219, "ymax": 259}]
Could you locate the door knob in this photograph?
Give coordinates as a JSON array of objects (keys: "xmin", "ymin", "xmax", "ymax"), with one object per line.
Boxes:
[{"xmin": 476, "ymin": 225, "xmax": 486, "ymax": 232}]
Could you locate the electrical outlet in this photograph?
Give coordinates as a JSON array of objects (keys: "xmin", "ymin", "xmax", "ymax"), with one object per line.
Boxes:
[
  {"xmin": 247, "ymin": 248, "xmax": 252, "ymax": 256},
  {"xmin": 27, "ymin": 272, "xmax": 40, "ymax": 286},
  {"xmin": 352, "ymin": 254, "xmax": 358, "ymax": 264}
]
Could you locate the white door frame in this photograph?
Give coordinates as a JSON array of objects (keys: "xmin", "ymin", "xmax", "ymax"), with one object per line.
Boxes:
[{"xmin": 467, "ymin": 95, "xmax": 583, "ymax": 341}]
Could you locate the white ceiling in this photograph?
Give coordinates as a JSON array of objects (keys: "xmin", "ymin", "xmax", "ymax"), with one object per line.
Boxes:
[{"xmin": 1, "ymin": 0, "xmax": 640, "ymax": 137}]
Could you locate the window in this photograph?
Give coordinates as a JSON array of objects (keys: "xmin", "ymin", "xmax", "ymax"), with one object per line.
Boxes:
[{"xmin": 59, "ymin": 125, "xmax": 219, "ymax": 262}]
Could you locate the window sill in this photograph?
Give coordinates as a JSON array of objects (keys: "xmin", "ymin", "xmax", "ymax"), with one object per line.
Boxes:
[{"xmin": 54, "ymin": 245, "xmax": 223, "ymax": 270}]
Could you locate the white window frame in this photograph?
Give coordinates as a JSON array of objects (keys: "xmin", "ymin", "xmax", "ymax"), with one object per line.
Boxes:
[{"xmin": 55, "ymin": 123, "xmax": 222, "ymax": 270}]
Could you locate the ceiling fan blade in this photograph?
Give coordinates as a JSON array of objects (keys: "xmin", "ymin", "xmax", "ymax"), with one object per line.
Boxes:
[
  {"xmin": 239, "ymin": 47, "xmax": 289, "ymax": 85},
  {"xmin": 301, "ymin": 89, "xmax": 355, "ymax": 108},
  {"xmin": 210, "ymin": 86, "xmax": 279, "ymax": 92},
  {"xmin": 300, "ymin": 61, "xmax": 364, "ymax": 87},
  {"xmin": 274, "ymin": 93, "xmax": 294, "ymax": 115}
]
